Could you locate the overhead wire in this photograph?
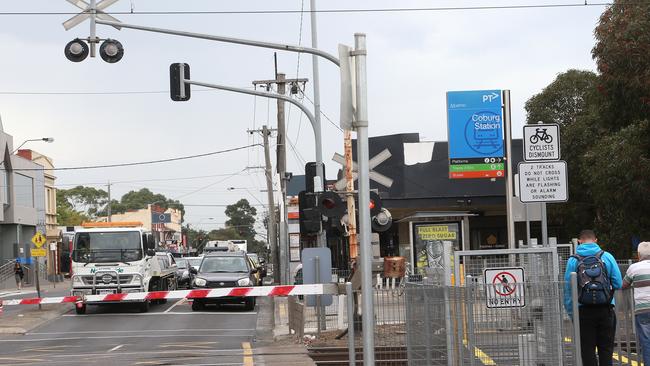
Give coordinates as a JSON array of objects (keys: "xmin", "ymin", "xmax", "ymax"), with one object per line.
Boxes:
[
  {"xmin": 0, "ymin": 2, "xmax": 631, "ymax": 16},
  {"xmin": 6, "ymin": 144, "xmax": 259, "ymax": 172}
]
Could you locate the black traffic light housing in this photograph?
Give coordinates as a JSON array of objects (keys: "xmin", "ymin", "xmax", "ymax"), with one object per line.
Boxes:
[
  {"xmin": 99, "ymin": 39, "xmax": 124, "ymax": 63},
  {"xmin": 318, "ymin": 191, "xmax": 346, "ymax": 218},
  {"xmin": 64, "ymin": 38, "xmax": 89, "ymax": 63},
  {"xmin": 169, "ymin": 63, "xmax": 191, "ymax": 101},
  {"xmin": 298, "ymin": 191, "xmax": 321, "ymax": 234}
]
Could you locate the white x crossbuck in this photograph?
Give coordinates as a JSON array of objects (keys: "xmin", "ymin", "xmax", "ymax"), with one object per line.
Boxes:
[
  {"xmin": 333, "ymin": 148, "xmax": 394, "ymax": 190},
  {"xmin": 62, "ymin": 0, "xmax": 122, "ymax": 31}
]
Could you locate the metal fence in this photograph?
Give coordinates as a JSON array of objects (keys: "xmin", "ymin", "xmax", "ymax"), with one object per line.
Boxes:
[{"xmin": 405, "ymin": 281, "xmax": 574, "ymax": 366}]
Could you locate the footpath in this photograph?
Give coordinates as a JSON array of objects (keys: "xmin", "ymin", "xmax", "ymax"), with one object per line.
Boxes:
[
  {"xmin": 253, "ymin": 296, "xmax": 316, "ymax": 365},
  {"xmin": 0, "ymin": 279, "xmax": 72, "ymax": 335}
]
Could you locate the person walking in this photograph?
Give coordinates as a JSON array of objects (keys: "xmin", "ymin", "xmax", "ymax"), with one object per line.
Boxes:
[
  {"xmin": 14, "ymin": 261, "xmax": 24, "ymax": 290},
  {"xmin": 622, "ymin": 241, "xmax": 650, "ymax": 365},
  {"xmin": 564, "ymin": 229, "xmax": 623, "ymax": 366}
]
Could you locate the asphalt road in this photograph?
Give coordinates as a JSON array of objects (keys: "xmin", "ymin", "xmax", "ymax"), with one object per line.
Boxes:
[{"xmin": 0, "ymin": 298, "xmax": 259, "ymax": 366}]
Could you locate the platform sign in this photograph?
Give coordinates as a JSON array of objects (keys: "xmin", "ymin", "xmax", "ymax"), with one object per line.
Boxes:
[
  {"xmin": 447, "ymin": 90, "xmax": 504, "ymax": 179},
  {"xmin": 523, "ymin": 123, "xmax": 560, "ymax": 161},
  {"xmin": 518, "ymin": 161, "xmax": 568, "ymax": 203},
  {"xmin": 484, "ymin": 267, "xmax": 525, "ymax": 308}
]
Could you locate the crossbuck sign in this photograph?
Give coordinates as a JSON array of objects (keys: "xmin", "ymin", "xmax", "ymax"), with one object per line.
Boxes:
[{"xmin": 332, "ymin": 149, "xmax": 394, "ymax": 190}]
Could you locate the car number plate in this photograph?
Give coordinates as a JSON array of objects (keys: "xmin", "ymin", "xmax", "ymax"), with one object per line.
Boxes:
[{"xmin": 98, "ymin": 289, "xmax": 115, "ymax": 295}]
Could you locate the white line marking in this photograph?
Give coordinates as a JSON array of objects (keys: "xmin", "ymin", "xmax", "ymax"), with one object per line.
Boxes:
[
  {"xmin": 0, "ymin": 334, "xmax": 255, "ymax": 342},
  {"xmin": 62, "ymin": 311, "xmax": 257, "ymax": 317},
  {"xmin": 28, "ymin": 329, "xmax": 256, "ymax": 335},
  {"xmin": 0, "ymin": 290, "xmax": 37, "ymax": 298},
  {"xmin": 164, "ymin": 298, "xmax": 186, "ymax": 313},
  {"xmin": 107, "ymin": 344, "xmax": 123, "ymax": 352}
]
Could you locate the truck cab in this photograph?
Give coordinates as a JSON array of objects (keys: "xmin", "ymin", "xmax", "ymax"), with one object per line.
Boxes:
[{"xmin": 70, "ymin": 222, "xmax": 177, "ymax": 314}]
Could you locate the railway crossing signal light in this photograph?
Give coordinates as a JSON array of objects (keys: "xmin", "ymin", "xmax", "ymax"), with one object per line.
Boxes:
[
  {"xmin": 169, "ymin": 63, "xmax": 191, "ymax": 102},
  {"xmin": 372, "ymin": 208, "xmax": 393, "ymax": 232},
  {"xmin": 318, "ymin": 191, "xmax": 345, "ymax": 218},
  {"xmin": 64, "ymin": 38, "xmax": 89, "ymax": 62},
  {"xmin": 299, "ymin": 191, "xmax": 321, "ymax": 234},
  {"xmin": 99, "ymin": 39, "xmax": 124, "ymax": 63}
]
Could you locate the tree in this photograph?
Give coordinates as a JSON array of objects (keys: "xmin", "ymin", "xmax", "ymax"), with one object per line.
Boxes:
[
  {"xmin": 525, "ymin": 70, "xmax": 602, "ymax": 241},
  {"xmin": 56, "ymin": 190, "xmax": 89, "ymax": 225},
  {"xmin": 593, "ymin": 2, "xmax": 650, "ymax": 128},
  {"xmin": 106, "ymin": 188, "xmax": 185, "ymax": 218},
  {"xmin": 223, "ymin": 199, "xmax": 267, "ymax": 256},
  {"xmin": 57, "ymin": 185, "xmax": 108, "ymax": 219}
]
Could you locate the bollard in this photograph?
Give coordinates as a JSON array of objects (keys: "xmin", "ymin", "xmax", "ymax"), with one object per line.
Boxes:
[{"xmin": 570, "ymin": 272, "xmax": 583, "ymax": 366}]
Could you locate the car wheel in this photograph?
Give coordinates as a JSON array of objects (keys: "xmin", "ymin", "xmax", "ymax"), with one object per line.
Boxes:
[
  {"xmin": 191, "ymin": 300, "xmax": 204, "ymax": 311},
  {"xmin": 75, "ymin": 304, "xmax": 87, "ymax": 315},
  {"xmin": 139, "ymin": 300, "xmax": 150, "ymax": 313},
  {"xmin": 244, "ymin": 298, "xmax": 256, "ymax": 311}
]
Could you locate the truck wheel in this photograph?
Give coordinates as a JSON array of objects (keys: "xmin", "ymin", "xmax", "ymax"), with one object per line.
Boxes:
[
  {"xmin": 244, "ymin": 298, "xmax": 256, "ymax": 311},
  {"xmin": 139, "ymin": 300, "xmax": 150, "ymax": 313},
  {"xmin": 75, "ymin": 304, "xmax": 87, "ymax": 315},
  {"xmin": 191, "ymin": 300, "xmax": 204, "ymax": 311}
]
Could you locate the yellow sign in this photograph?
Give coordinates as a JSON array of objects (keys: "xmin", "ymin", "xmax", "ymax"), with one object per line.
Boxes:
[
  {"xmin": 417, "ymin": 225, "xmax": 457, "ymax": 241},
  {"xmin": 30, "ymin": 248, "xmax": 47, "ymax": 257},
  {"xmin": 32, "ymin": 232, "xmax": 46, "ymax": 248}
]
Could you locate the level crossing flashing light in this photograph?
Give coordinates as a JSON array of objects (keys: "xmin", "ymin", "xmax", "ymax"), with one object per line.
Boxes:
[{"xmin": 64, "ymin": 38, "xmax": 89, "ymax": 62}]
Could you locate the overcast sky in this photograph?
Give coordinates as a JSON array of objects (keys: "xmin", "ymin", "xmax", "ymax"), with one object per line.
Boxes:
[{"xmin": 0, "ymin": 0, "xmax": 605, "ymax": 233}]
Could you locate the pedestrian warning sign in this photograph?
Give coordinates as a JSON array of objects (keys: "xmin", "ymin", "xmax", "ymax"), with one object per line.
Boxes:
[
  {"xmin": 484, "ymin": 267, "xmax": 525, "ymax": 308},
  {"xmin": 31, "ymin": 232, "xmax": 46, "ymax": 248}
]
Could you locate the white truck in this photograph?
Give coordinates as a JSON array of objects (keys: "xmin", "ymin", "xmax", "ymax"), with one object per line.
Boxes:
[
  {"xmin": 203, "ymin": 240, "xmax": 247, "ymax": 254},
  {"xmin": 70, "ymin": 222, "xmax": 177, "ymax": 314}
]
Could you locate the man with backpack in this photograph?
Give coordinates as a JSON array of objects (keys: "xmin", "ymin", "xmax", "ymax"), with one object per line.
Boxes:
[{"xmin": 564, "ymin": 229, "xmax": 623, "ymax": 366}]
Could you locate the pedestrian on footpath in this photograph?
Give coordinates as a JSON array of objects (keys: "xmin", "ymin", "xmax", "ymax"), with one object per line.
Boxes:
[
  {"xmin": 564, "ymin": 229, "xmax": 622, "ymax": 366},
  {"xmin": 622, "ymin": 241, "xmax": 650, "ymax": 365},
  {"xmin": 14, "ymin": 261, "xmax": 24, "ymax": 290}
]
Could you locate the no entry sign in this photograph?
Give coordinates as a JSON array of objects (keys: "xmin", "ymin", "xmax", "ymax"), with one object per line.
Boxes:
[{"xmin": 484, "ymin": 267, "xmax": 525, "ymax": 308}]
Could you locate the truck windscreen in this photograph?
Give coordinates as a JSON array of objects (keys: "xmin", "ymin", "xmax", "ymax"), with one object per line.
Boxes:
[{"xmin": 73, "ymin": 231, "xmax": 143, "ymax": 263}]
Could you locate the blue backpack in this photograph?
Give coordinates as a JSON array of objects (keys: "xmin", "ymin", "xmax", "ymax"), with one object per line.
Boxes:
[{"xmin": 572, "ymin": 251, "xmax": 614, "ymax": 306}]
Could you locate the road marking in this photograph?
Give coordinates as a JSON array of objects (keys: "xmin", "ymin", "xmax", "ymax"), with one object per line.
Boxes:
[
  {"xmin": 242, "ymin": 342, "xmax": 254, "ymax": 366},
  {"xmin": 28, "ymin": 328, "xmax": 256, "ymax": 335},
  {"xmin": 63, "ymin": 311, "xmax": 257, "ymax": 317},
  {"xmin": 462, "ymin": 339, "xmax": 496, "ymax": 365},
  {"xmin": 0, "ymin": 290, "xmax": 37, "ymax": 298},
  {"xmin": 159, "ymin": 341, "xmax": 217, "ymax": 349},
  {"xmin": 0, "ymin": 334, "xmax": 255, "ymax": 342},
  {"xmin": 164, "ymin": 298, "xmax": 186, "ymax": 313},
  {"xmin": 0, "ymin": 357, "xmax": 45, "ymax": 362},
  {"xmin": 21, "ymin": 345, "xmax": 80, "ymax": 352},
  {"xmin": 108, "ymin": 344, "xmax": 123, "ymax": 352}
]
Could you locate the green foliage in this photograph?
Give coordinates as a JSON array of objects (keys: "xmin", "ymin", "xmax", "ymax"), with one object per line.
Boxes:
[
  {"xmin": 106, "ymin": 188, "xmax": 185, "ymax": 218},
  {"xmin": 593, "ymin": 2, "xmax": 650, "ymax": 127},
  {"xmin": 225, "ymin": 199, "xmax": 258, "ymax": 240},
  {"xmin": 522, "ymin": 2, "xmax": 650, "ymax": 257},
  {"xmin": 56, "ymin": 189, "xmax": 89, "ymax": 226},
  {"xmin": 57, "ymin": 185, "xmax": 108, "ymax": 219}
]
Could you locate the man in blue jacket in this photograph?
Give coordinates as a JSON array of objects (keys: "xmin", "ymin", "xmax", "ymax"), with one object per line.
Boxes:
[{"xmin": 564, "ymin": 229, "xmax": 623, "ymax": 366}]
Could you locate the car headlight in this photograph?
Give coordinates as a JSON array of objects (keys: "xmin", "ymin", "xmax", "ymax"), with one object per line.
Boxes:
[
  {"xmin": 129, "ymin": 274, "xmax": 143, "ymax": 285},
  {"xmin": 194, "ymin": 278, "xmax": 207, "ymax": 287},
  {"xmin": 72, "ymin": 275, "xmax": 84, "ymax": 285},
  {"xmin": 237, "ymin": 278, "xmax": 252, "ymax": 286}
]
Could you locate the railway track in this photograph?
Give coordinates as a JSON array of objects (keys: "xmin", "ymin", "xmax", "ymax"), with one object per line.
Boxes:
[{"xmin": 308, "ymin": 346, "xmax": 408, "ymax": 365}]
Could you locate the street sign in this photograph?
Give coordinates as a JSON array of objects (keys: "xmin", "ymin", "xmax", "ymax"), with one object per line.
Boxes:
[
  {"xmin": 152, "ymin": 213, "xmax": 172, "ymax": 224},
  {"xmin": 447, "ymin": 90, "xmax": 505, "ymax": 179},
  {"xmin": 518, "ymin": 161, "xmax": 568, "ymax": 203},
  {"xmin": 523, "ymin": 123, "xmax": 560, "ymax": 161},
  {"xmin": 484, "ymin": 267, "xmax": 525, "ymax": 308},
  {"xmin": 31, "ymin": 232, "xmax": 46, "ymax": 248},
  {"xmin": 30, "ymin": 248, "xmax": 47, "ymax": 257}
]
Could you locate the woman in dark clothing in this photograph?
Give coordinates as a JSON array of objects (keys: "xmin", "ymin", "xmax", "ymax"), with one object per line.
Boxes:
[{"xmin": 14, "ymin": 262, "xmax": 24, "ymax": 290}]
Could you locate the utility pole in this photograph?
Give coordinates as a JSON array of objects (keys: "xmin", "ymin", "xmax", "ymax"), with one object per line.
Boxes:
[
  {"xmin": 344, "ymin": 130, "xmax": 358, "ymax": 260},
  {"xmin": 248, "ymin": 126, "xmax": 279, "ymax": 284},
  {"xmin": 252, "ymin": 74, "xmax": 308, "ymax": 285},
  {"xmin": 107, "ymin": 181, "xmax": 112, "ymax": 222}
]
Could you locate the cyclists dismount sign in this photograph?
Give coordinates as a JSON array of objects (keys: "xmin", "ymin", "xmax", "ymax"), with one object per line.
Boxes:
[{"xmin": 523, "ymin": 123, "xmax": 560, "ymax": 162}]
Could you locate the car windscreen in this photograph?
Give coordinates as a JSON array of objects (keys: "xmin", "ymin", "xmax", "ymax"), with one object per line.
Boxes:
[
  {"xmin": 73, "ymin": 231, "xmax": 142, "ymax": 263},
  {"xmin": 188, "ymin": 258, "xmax": 202, "ymax": 268},
  {"xmin": 199, "ymin": 256, "xmax": 249, "ymax": 273},
  {"xmin": 176, "ymin": 260, "xmax": 187, "ymax": 269},
  {"xmin": 247, "ymin": 254, "xmax": 259, "ymax": 266}
]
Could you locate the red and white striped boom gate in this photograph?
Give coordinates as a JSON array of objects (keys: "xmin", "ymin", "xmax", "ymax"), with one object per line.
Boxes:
[{"xmin": 0, "ymin": 284, "xmax": 338, "ymax": 306}]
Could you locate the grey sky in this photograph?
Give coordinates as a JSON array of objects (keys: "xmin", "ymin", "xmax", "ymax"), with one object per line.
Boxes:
[{"xmin": 0, "ymin": 0, "xmax": 605, "ymax": 233}]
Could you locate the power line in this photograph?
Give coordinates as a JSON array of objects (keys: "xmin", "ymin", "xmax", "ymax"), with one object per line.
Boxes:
[
  {"xmin": 0, "ymin": 2, "xmax": 629, "ymax": 16},
  {"xmin": 0, "ymin": 87, "xmax": 250, "ymax": 96},
  {"xmin": 55, "ymin": 171, "xmax": 249, "ymax": 187},
  {"xmin": 6, "ymin": 144, "xmax": 260, "ymax": 172}
]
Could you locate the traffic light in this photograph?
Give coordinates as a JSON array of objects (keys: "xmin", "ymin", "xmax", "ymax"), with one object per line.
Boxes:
[
  {"xmin": 169, "ymin": 63, "xmax": 191, "ymax": 101},
  {"xmin": 318, "ymin": 191, "xmax": 346, "ymax": 218},
  {"xmin": 298, "ymin": 191, "xmax": 321, "ymax": 234},
  {"xmin": 305, "ymin": 162, "xmax": 326, "ymax": 193}
]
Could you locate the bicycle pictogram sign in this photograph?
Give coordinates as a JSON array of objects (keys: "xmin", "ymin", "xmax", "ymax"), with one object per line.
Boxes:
[
  {"xmin": 529, "ymin": 128, "xmax": 553, "ymax": 144},
  {"xmin": 523, "ymin": 123, "xmax": 561, "ymax": 162}
]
